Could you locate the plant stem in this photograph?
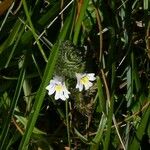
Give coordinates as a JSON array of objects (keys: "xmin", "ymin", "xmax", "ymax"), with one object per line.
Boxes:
[{"xmin": 66, "ymin": 99, "xmax": 71, "ymax": 149}]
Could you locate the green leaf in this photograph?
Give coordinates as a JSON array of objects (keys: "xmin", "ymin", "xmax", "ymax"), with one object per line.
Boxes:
[
  {"xmin": 15, "ymin": 115, "xmax": 46, "ymax": 135},
  {"xmin": 129, "ymin": 103, "xmax": 150, "ymax": 150}
]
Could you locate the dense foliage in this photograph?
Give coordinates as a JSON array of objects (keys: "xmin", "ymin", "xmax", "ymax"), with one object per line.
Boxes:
[{"xmin": 0, "ymin": 0, "xmax": 150, "ymax": 149}]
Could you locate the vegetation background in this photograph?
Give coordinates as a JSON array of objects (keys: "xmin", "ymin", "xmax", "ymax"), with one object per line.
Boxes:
[{"xmin": 0, "ymin": 0, "xmax": 150, "ymax": 149}]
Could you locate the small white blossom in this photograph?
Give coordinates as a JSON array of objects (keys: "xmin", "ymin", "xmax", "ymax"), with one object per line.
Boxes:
[
  {"xmin": 46, "ymin": 76, "xmax": 70, "ymax": 101},
  {"xmin": 75, "ymin": 73, "xmax": 96, "ymax": 91}
]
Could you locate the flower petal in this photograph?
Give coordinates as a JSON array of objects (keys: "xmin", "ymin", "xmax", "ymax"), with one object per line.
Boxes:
[
  {"xmin": 46, "ymin": 84, "xmax": 53, "ymax": 90},
  {"xmin": 63, "ymin": 90, "xmax": 70, "ymax": 99},
  {"xmin": 46, "ymin": 75, "xmax": 70, "ymax": 101},
  {"xmin": 76, "ymin": 81, "xmax": 83, "ymax": 91},
  {"xmin": 79, "ymin": 84, "xmax": 84, "ymax": 91},
  {"xmin": 87, "ymin": 73, "xmax": 96, "ymax": 81},
  {"xmin": 46, "ymin": 84, "xmax": 55, "ymax": 95},
  {"xmin": 55, "ymin": 90, "xmax": 64, "ymax": 100},
  {"xmin": 75, "ymin": 73, "xmax": 96, "ymax": 91},
  {"xmin": 84, "ymin": 82, "xmax": 93, "ymax": 90},
  {"xmin": 62, "ymin": 83, "xmax": 70, "ymax": 99},
  {"xmin": 75, "ymin": 82, "xmax": 80, "ymax": 89},
  {"xmin": 48, "ymin": 87, "xmax": 55, "ymax": 95}
]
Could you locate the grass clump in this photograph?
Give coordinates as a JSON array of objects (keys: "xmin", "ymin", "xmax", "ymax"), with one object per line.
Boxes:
[{"xmin": 0, "ymin": 0, "xmax": 150, "ymax": 149}]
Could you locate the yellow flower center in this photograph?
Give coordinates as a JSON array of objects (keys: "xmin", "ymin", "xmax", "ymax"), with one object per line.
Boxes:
[
  {"xmin": 81, "ymin": 76, "xmax": 89, "ymax": 85},
  {"xmin": 55, "ymin": 85, "xmax": 63, "ymax": 92}
]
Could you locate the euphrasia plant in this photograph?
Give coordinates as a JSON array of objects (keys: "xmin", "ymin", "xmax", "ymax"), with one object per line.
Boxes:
[
  {"xmin": 54, "ymin": 41, "xmax": 86, "ymax": 78},
  {"xmin": 46, "ymin": 40, "xmax": 96, "ymax": 105}
]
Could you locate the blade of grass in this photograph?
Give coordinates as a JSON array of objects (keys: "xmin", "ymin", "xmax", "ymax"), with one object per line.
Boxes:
[
  {"xmin": 103, "ymin": 95, "xmax": 114, "ymax": 150},
  {"xmin": 14, "ymin": 114, "xmax": 46, "ymax": 135},
  {"xmin": 144, "ymin": 0, "xmax": 149, "ymax": 27},
  {"xmin": 35, "ymin": 0, "xmax": 74, "ymax": 44},
  {"xmin": 18, "ymin": 1, "xmax": 60, "ymax": 49},
  {"xmin": 96, "ymin": 76, "xmax": 106, "ymax": 114},
  {"xmin": 0, "ymin": 55, "xmax": 26, "ymax": 149},
  {"xmin": 73, "ymin": 0, "xmax": 90, "ymax": 45},
  {"xmin": 18, "ymin": 11, "xmax": 74, "ymax": 150},
  {"xmin": 31, "ymin": 54, "xmax": 43, "ymax": 79},
  {"xmin": 18, "ymin": 42, "xmax": 59, "ymax": 150},
  {"xmin": 125, "ymin": 66, "xmax": 132, "ymax": 149},
  {"xmin": 112, "ymin": 115, "xmax": 126, "ymax": 150},
  {"xmin": 74, "ymin": 128, "xmax": 88, "ymax": 143},
  {"xmin": 90, "ymin": 114, "xmax": 107, "ymax": 150},
  {"xmin": 22, "ymin": 0, "xmax": 47, "ymax": 62},
  {"xmin": 129, "ymin": 102, "xmax": 150, "ymax": 150},
  {"xmin": 0, "ymin": 20, "xmax": 22, "ymax": 54},
  {"xmin": 0, "ymin": 1, "xmax": 14, "ymax": 31},
  {"xmin": 5, "ymin": 24, "xmax": 25, "ymax": 68},
  {"xmin": 6, "ymin": 131, "xmax": 21, "ymax": 150}
]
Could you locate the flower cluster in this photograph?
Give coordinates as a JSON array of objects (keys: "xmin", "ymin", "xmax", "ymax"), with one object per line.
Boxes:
[
  {"xmin": 46, "ymin": 73, "xmax": 96, "ymax": 101},
  {"xmin": 46, "ymin": 76, "xmax": 70, "ymax": 101},
  {"xmin": 75, "ymin": 73, "xmax": 96, "ymax": 91}
]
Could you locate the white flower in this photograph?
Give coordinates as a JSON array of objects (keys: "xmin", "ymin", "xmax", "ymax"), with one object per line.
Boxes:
[
  {"xmin": 75, "ymin": 73, "xmax": 96, "ymax": 91},
  {"xmin": 46, "ymin": 76, "xmax": 70, "ymax": 101}
]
